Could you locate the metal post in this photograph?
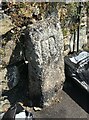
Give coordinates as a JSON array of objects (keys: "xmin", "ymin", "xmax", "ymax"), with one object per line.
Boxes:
[
  {"xmin": 87, "ymin": 3, "xmax": 89, "ymax": 48},
  {"xmin": 77, "ymin": 2, "xmax": 81, "ymax": 52},
  {"xmin": 73, "ymin": 29, "xmax": 76, "ymax": 52}
]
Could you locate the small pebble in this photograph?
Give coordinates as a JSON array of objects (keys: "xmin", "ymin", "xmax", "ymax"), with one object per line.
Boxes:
[
  {"xmin": 25, "ymin": 61, "xmax": 28, "ymax": 64},
  {"xmin": 2, "ymin": 103, "xmax": 10, "ymax": 112},
  {"xmin": 43, "ymin": 102, "xmax": 50, "ymax": 107},
  {"xmin": 0, "ymin": 65, "xmax": 2, "ymax": 68},
  {"xmin": 33, "ymin": 107, "xmax": 42, "ymax": 111},
  {"xmin": 11, "ymin": 30, "xmax": 14, "ymax": 33},
  {"xmin": 22, "ymin": 26, "xmax": 26, "ymax": 30},
  {"xmin": 17, "ymin": 27, "xmax": 21, "ymax": 31}
]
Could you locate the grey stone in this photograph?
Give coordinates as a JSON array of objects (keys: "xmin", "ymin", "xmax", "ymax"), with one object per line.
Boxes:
[
  {"xmin": 24, "ymin": 16, "xmax": 65, "ymax": 106},
  {"xmin": 0, "ymin": 14, "xmax": 14, "ymax": 36}
]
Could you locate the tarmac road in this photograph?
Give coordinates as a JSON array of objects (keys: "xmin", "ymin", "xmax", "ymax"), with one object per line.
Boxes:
[{"xmin": 33, "ymin": 79, "xmax": 89, "ymax": 118}]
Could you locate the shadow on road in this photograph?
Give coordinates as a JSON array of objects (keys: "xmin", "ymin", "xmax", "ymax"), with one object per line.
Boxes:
[{"xmin": 63, "ymin": 78, "xmax": 89, "ymax": 114}]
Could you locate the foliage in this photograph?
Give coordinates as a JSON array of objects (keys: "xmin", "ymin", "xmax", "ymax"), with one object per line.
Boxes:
[{"xmin": 2, "ymin": 2, "xmax": 88, "ymax": 37}]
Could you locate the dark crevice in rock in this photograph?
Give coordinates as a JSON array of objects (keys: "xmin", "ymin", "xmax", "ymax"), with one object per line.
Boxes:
[
  {"xmin": 23, "ymin": 31, "xmax": 43, "ymax": 107},
  {"xmin": 2, "ymin": 32, "xmax": 43, "ymax": 108}
]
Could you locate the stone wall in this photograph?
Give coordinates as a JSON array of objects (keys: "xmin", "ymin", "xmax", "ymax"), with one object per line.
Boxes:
[{"xmin": 24, "ymin": 16, "xmax": 65, "ymax": 106}]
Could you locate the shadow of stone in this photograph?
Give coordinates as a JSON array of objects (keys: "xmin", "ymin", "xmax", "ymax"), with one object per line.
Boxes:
[
  {"xmin": 2, "ymin": 61, "xmax": 29, "ymax": 106},
  {"xmin": 2, "ymin": 35, "xmax": 29, "ymax": 106},
  {"xmin": 1, "ymin": 30, "xmax": 13, "ymax": 45},
  {"xmin": 63, "ymin": 78, "xmax": 89, "ymax": 114},
  {"xmin": 23, "ymin": 31, "xmax": 43, "ymax": 107},
  {"xmin": 2, "ymin": 33, "xmax": 43, "ymax": 108}
]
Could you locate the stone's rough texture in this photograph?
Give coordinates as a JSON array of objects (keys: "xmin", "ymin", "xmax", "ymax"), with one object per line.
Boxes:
[
  {"xmin": 24, "ymin": 16, "xmax": 65, "ymax": 106},
  {"xmin": 2, "ymin": 40, "xmax": 16, "ymax": 65},
  {"xmin": 0, "ymin": 14, "xmax": 14, "ymax": 36}
]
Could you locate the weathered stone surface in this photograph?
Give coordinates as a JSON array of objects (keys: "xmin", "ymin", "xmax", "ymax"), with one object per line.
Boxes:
[
  {"xmin": 24, "ymin": 16, "xmax": 65, "ymax": 106},
  {"xmin": 0, "ymin": 14, "xmax": 14, "ymax": 36}
]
